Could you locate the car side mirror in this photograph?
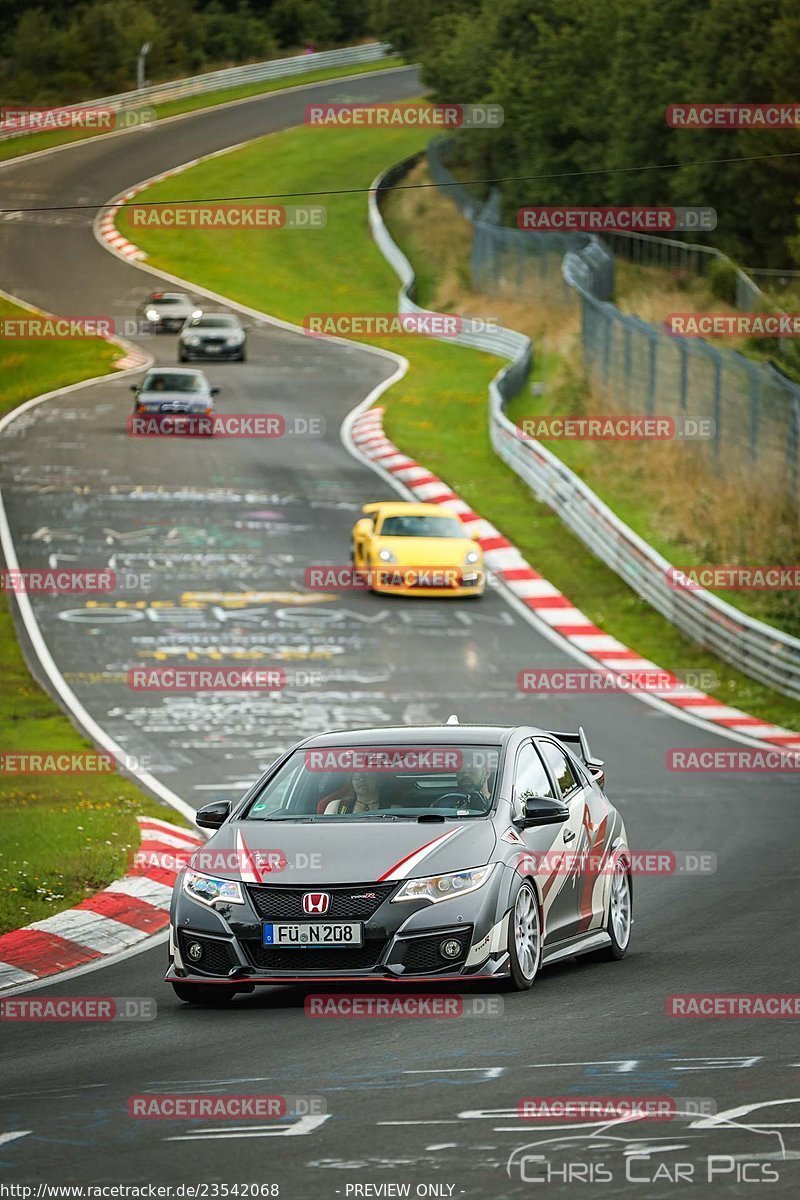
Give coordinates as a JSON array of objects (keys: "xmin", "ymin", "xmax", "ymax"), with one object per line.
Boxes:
[
  {"xmin": 130, "ymin": 384, "xmax": 138, "ymax": 393},
  {"xmin": 210, "ymin": 387, "xmax": 220, "ymax": 397},
  {"xmin": 195, "ymin": 800, "xmax": 230, "ymax": 829},
  {"xmin": 353, "ymin": 518, "xmax": 372, "ymax": 537},
  {"xmin": 518, "ymin": 796, "xmax": 569, "ymax": 827}
]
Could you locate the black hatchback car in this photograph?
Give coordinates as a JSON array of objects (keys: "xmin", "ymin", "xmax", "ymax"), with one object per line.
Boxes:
[{"xmin": 166, "ymin": 722, "xmax": 632, "ymax": 1003}]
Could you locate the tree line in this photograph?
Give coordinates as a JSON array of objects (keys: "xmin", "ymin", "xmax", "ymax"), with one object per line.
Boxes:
[
  {"xmin": 1, "ymin": 0, "xmax": 374, "ymax": 103},
  {"xmin": 373, "ymin": 0, "xmax": 800, "ymax": 268}
]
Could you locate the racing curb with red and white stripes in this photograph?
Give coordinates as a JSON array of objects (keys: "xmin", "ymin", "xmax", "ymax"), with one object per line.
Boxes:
[
  {"xmin": 0, "ymin": 817, "xmax": 202, "ymax": 992},
  {"xmin": 97, "ymin": 181, "xmax": 151, "ymax": 260},
  {"xmin": 350, "ymin": 405, "xmax": 800, "ymax": 752}
]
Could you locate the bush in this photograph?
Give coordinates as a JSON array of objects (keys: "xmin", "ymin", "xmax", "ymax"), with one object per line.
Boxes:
[{"xmin": 706, "ymin": 256, "xmax": 739, "ymax": 305}]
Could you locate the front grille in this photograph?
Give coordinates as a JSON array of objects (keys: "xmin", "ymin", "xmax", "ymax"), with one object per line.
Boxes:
[
  {"xmin": 242, "ymin": 940, "xmax": 384, "ymax": 972},
  {"xmin": 400, "ymin": 929, "xmax": 471, "ymax": 975},
  {"xmin": 178, "ymin": 932, "xmax": 239, "ymax": 977},
  {"xmin": 247, "ymin": 883, "xmax": 397, "ymax": 922}
]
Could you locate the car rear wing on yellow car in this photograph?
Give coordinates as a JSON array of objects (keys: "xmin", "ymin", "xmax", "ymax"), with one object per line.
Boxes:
[{"xmin": 547, "ymin": 726, "xmax": 606, "ymax": 790}]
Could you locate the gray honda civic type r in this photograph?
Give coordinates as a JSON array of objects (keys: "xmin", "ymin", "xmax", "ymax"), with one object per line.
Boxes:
[{"xmin": 166, "ymin": 722, "xmax": 632, "ymax": 1003}]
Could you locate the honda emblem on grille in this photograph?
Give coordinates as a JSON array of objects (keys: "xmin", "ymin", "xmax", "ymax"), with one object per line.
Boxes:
[{"xmin": 302, "ymin": 891, "xmax": 330, "ymax": 915}]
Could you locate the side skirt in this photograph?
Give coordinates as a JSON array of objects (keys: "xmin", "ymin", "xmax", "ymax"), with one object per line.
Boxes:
[{"xmin": 542, "ymin": 931, "xmax": 612, "ymax": 965}]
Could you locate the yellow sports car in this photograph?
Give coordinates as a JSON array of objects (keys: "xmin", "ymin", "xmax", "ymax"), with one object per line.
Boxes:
[{"xmin": 351, "ymin": 501, "xmax": 485, "ymax": 597}]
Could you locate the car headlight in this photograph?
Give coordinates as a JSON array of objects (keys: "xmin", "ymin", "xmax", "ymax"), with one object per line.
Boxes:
[
  {"xmin": 183, "ymin": 868, "xmax": 244, "ymax": 906},
  {"xmin": 145, "ymin": 309, "xmax": 160, "ymax": 321},
  {"xmin": 191, "ymin": 308, "xmax": 203, "ymax": 319},
  {"xmin": 225, "ymin": 333, "xmax": 244, "ymax": 345},
  {"xmin": 464, "ymin": 549, "xmax": 480, "ymax": 565},
  {"xmin": 392, "ymin": 864, "xmax": 495, "ymax": 904},
  {"xmin": 378, "ymin": 548, "xmax": 396, "ymax": 563},
  {"xmin": 184, "ymin": 336, "xmax": 201, "ymax": 347}
]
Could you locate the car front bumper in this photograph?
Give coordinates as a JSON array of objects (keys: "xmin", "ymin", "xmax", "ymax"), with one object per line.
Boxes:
[
  {"xmin": 167, "ymin": 872, "xmax": 509, "ymax": 986},
  {"xmin": 370, "ymin": 570, "xmax": 485, "ymax": 598}
]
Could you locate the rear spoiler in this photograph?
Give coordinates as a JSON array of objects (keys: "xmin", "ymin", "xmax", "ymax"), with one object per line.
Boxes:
[{"xmin": 547, "ymin": 726, "xmax": 605, "ymax": 788}]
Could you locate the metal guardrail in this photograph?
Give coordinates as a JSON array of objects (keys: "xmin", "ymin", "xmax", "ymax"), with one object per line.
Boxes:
[
  {"xmin": 428, "ymin": 138, "xmax": 800, "ymax": 506},
  {"xmin": 371, "ymin": 155, "xmax": 800, "ymax": 701},
  {"xmin": 0, "ymin": 43, "xmax": 392, "ymax": 143}
]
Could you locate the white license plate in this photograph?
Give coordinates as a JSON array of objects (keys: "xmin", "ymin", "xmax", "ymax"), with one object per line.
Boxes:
[{"xmin": 262, "ymin": 922, "xmax": 363, "ymax": 948}]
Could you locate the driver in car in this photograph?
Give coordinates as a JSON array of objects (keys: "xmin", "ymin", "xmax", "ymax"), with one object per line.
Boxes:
[{"xmin": 453, "ymin": 763, "xmax": 491, "ymax": 809}]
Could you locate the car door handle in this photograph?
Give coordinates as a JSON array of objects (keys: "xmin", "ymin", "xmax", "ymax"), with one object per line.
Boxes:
[{"xmin": 563, "ymin": 828, "xmax": 576, "ymax": 842}]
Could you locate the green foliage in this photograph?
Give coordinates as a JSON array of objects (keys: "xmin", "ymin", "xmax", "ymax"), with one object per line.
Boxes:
[
  {"xmin": 706, "ymin": 256, "xmax": 739, "ymax": 304},
  {"xmin": 401, "ymin": 0, "xmax": 800, "ymax": 269},
  {"xmin": 1, "ymin": 0, "xmax": 373, "ymax": 101}
]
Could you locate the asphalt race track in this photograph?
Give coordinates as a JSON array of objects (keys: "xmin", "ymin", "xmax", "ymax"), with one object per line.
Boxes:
[{"xmin": 1, "ymin": 66, "xmax": 799, "ymax": 1197}]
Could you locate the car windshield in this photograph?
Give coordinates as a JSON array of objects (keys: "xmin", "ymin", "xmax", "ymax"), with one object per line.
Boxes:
[
  {"xmin": 245, "ymin": 745, "xmax": 501, "ymax": 821},
  {"xmin": 188, "ymin": 316, "xmax": 237, "ymax": 329},
  {"xmin": 142, "ymin": 373, "xmax": 203, "ymax": 393},
  {"xmin": 379, "ymin": 515, "xmax": 466, "ymax": 539},
  {"xmin": 150, "ymin": 295, "xmax": 187, "ymax": 306}
]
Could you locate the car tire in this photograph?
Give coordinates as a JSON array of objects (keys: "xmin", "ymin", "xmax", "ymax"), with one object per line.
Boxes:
[
  {"xmin": 171, "ymin": 982, "xmax": 238, "ymax": 1005},
  {"xmin": 589, "ymin": 861, "xmax": 632, "ymax": 961},
  {"xmin": 501, "ymin": 881, "xmax": 541, "ymax": 991},
  {"xmin": 238, "ymin": 350, "xmax": 247, "ymax": 362},
  {"xmin": 178, "ymin": 351, "xmax": 188, "ymax": 362}
]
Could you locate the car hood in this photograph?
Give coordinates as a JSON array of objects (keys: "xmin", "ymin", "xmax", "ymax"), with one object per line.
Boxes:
[
  {"xmin": 373, "ymin": 536, "xmax": 480, "ymax": 567},
  {"xmin": 194, "ymin": 819, "xmax": 498, "ymax": 885}
]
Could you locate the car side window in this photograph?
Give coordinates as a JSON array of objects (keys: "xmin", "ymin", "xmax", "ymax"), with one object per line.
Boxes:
[
  {"xmin": 537, "ymin": 739, "xmax": 582, "ymax": 799},
  {"xmin": 512, "ymin": 741, "xmax": 554, "ymax": 819}
]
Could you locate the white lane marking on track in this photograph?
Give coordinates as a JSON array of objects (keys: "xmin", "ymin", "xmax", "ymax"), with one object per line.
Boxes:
[
  {"xmin": 165, "ymin": 1114, "xmax": 331, "ymax": 1140},
  {"xmin": 405, "ymin": 1067, "xmax": 505, "ymax": 1079},
  {"xmin": 0, "ymin": 1131, "xmax": 32, "ymax": 1147}
]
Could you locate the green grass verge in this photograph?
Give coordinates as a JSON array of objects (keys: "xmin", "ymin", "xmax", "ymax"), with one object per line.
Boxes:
[
  {"xmin": 0, "ymin": 57, "xmax": 404, "ymax": 164},
  {"xmin": 0, "ymin": 297, "xmax": 188, "ymax": 934},
  {"xmin": 115, "ymin": 119, "xmax": 799, "ymax": 731}
]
